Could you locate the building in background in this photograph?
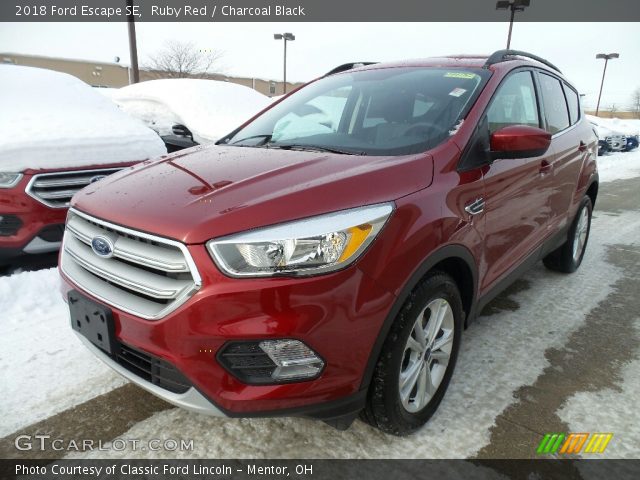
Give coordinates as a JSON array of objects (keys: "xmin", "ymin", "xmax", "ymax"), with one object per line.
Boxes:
[{"xmin": 1, "ymin": 53, "xmax": 302, "ymax": 97}]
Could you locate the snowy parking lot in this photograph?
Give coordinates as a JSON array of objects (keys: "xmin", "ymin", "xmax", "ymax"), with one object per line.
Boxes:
[{"xmin": 1, "ymin": 149, "xmax": 639, "ymax": 459}]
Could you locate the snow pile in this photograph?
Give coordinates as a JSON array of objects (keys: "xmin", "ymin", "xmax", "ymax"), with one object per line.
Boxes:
[
  {"xmin": 0, "ymin": 268, "xmax": 126, "ymax": 436},
  {"xmin": 0, "ymin": 65, "xmax": 166, "ymax": 172},
  {"xmin": 587, "ymin": 114, "xmax": 640, "ymax": 138},
  {"xmin": 111, "ymin": 79, "xmax": 271, "ymax": 144},
  {"xmin": 598, "ymin": 148, "xmax": 640, "ymax": 183}
]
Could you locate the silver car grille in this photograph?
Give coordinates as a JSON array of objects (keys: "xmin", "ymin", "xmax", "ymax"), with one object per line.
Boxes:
[
  {"xmin": 26, "ymin": 168, "xmax": 123, "ymax": 208},
  {"xmin": 61, "ymin": 209, "xmax": 202, "ymax": 320}
]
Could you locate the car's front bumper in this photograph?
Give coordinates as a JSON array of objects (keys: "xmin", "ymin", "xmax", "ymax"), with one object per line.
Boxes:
[
  {"xmin": 74, "ymin": 331, "xmax": 227, "ymax": 416},
  {"xmin": 0, "ymin": 180, "xmax": 66, "ymax": 263},
  {"xmin": 60, "ymin": 244, "xmax": 396, "ymax": 418}
]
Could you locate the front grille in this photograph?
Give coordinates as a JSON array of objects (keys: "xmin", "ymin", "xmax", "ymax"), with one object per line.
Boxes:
[
  {"xmin": 116, "ymin": 343, "xmax": 191, "ymax": 394},
  {"xmin": 26, "ymin": 168, "xmax": 123, "ymax": 208},
  {"xmin": 0, "ymin": 215, "xmax": 22, "ymax": 236},
  {"xmin": 61, "ymin": 209, "xmax": 201, "ymax": 320}
]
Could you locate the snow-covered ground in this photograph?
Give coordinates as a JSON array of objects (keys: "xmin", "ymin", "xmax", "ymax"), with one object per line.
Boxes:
[
  {"xmin": 596, "ymin": 147, "xmax": 640, "ymax": 182},
  {"xmin": 0, "ymin": 269, "xmax": 125, "ymax": 437},
  {"xmin": 0, "ymin": 65, "xmax": 166, "ymax": 172},
  {"xmin": 1, "ymin": 148, "xmax": 639, "ymax": 457},
  {"xmin": 111, "ymin": 79, "xmax": 271, "ymax": 144}
]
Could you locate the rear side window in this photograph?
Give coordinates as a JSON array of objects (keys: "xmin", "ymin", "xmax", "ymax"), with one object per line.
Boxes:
[
  {"xmin": 539, "ymin": 73, "xmax": 570, "ymax": 134},
  {"xmin": 563, "ymin": 83, "xmax": 580, "ymax": 125},
  {"xmin": 487, "ymin": 71, "xmax": 540, "ymax": 133}
]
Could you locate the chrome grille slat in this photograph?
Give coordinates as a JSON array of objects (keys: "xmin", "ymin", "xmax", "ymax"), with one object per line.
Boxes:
[
  {"xmin": 66, "ymin": 215, "xmax": 189, "ymax": 272},
  {"xmin": 26, "ymin": 168, "xmax": 123, "ymax": 208},
  {"xmin": 64, "ymin": 236, "xmax": 191, "ymax": 299},
  {"xmin": 61, "ymin": 209, "xmax": 201, "ymax": 320}
]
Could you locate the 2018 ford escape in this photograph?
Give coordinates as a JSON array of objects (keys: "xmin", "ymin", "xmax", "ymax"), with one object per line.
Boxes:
[{"xmin": 59, "ymin": 50, "xmax": 598, "ymax": 435}]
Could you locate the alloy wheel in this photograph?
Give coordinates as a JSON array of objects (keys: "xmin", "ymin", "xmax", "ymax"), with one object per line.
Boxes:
[{"xmin": 399, "ymin": 298, "xmax": 455, "ymax": 413}]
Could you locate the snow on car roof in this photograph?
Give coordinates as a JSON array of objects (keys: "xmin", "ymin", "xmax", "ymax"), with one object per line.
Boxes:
[
  {"xmin": 111, "ymin": 78, "xmax": 272, "ymax": 144},
  {"xmin": 587, "ymin": 114, "xmax": 640, "ymax": 137},
  {"xmin": 0, "ymin": 65, "xmax": 166, "ymax": 172}
]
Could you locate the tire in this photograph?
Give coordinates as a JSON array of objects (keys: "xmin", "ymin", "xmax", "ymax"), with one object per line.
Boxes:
[
  {"xmin": 361, "ymin": 271, "xmax": 463, "ymax": 436},
  {"xmin": 543, "ymin": 196, "xmax": 592, "ymax": 273}
]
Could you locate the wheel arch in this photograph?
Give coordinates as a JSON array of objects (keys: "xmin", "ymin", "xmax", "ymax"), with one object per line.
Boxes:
[{"xmin": 359, "ymin": 244, "xmax": 478, "ymax": 391}]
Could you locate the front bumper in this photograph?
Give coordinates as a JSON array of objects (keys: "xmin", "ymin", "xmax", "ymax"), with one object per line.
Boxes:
[
  {"xmin": 60, "ymin": 243, "xmax": 396, "ymax": 417},
  {"xmin": 0, "ymin": 179, "xmax": 66, "ymax": 262},
  {"xmin": 75, "ymin": 331, "xmax": 226, "ymax": 416}
]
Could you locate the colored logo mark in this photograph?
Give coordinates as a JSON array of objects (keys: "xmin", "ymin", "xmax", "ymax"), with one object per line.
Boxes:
[{"xmin": 537, "ymin": 433, "xmax": 613, "ymax": 455}]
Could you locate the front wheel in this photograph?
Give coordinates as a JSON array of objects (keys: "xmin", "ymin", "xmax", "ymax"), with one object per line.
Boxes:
[
  {"xmin": 543, "ymin": 196, "xmax": 592, "ymax": 273},
  {"xmin": 361, "ymin": 272, "xmax": 463, "ymax": 436}
]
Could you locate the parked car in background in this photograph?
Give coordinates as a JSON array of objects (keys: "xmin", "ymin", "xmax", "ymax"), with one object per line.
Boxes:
[
  {"xmin": 590, "ymin": 123, "xmax": 609, "ymax": 156},
  {"xmin": 0, "ymin": 65, "xmax": 166, "ymax": 268},
  {"xmin": 110, "ymin": 79, "xmax": 272, "ymax": 151},
  {"xmin": 61, "ymin": 50, "xmax": 598, "ymax": 435},
  {"xmin": 587, "ymin": 114, "xmax": 640, "ymax": 153}
]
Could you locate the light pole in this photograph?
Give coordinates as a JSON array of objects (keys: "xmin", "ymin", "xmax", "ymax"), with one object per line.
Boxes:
[
  {"xmin": 126, "ymin": 0, "xmax": 139, "ymax": 84},
  {"xmin": 595, "ymin": 53, "xmax": 619, "ymax": 117},
  {"xmin": 274, "ymin": 32, "xmax": 295, "ymax": 94},
  {"xmin": 495, "ymin": 0, "xmax": 530, "ymax": 49}
]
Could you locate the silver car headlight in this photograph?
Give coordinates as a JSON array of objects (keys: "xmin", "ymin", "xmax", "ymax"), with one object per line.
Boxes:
[
  {"xmin": 207, "ymin": 203, "xmax": 394, "ymax": 277},
  {"xmin": 0, "ymin": 173, "xmax": 22, "ymax": 189}
]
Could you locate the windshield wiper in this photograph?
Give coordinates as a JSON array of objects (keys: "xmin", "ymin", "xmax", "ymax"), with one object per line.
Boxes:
[
  {"xmin": 227, "ymin": 134, "xmax": 272, "ymax": 146},
  {"xmin": 269, "ymin": 144, "xmax": 367, "ymax": 156}
]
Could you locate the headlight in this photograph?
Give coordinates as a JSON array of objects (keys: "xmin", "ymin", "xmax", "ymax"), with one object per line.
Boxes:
[
  {"xmin": 0, "ymin": 173, "xmax": 22, "ymax": 189},
  {"xmin": 207, "ymin": 203, "xmax": 394, "ymax": 277}
]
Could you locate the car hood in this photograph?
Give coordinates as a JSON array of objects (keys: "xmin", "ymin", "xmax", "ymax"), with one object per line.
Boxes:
[{"xmin": 72, "ymin": 145, "xmax": 433, "ymax": 244}]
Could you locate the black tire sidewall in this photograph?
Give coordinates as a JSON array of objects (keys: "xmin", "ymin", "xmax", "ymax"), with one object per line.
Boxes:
[
  {"xmin": 567, "ymin": 197, "xmax": 593, "ymax": 271},
  {"xmin": 371, "ymin": 273, "xmax": 464, "ymax": 434}
]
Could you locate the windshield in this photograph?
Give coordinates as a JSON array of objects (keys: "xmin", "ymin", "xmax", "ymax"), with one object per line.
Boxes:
[{"xmin": 220, "ymin": 67, "xmax": 488, "ymax": 156}]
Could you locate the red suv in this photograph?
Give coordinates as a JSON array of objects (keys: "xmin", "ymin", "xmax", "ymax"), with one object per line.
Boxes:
[{"xmin": 60, "ymin": 50, "xmax": 598, "ymax": 435}]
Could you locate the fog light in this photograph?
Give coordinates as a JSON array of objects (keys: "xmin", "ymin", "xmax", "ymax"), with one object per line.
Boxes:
[
  {"xmin": 217, "ymin": 340, "xmax": 324, "ymax": 384},
  {"xmin": 259, "ymin": 339, "xmax": 324, "ymax": 381}
]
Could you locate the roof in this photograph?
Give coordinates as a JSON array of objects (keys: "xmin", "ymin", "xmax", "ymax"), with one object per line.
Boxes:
[{"xmin": 333, "ymin": 51, "xmax": 561, "ymax": 76}]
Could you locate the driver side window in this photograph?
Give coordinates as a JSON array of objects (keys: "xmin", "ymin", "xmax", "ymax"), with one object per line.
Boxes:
[{"xmin": 487, "ymin": 71, "xmax": 540, "ymax": 133}]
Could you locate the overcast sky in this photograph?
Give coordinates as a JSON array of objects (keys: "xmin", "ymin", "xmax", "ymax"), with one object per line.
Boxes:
[{"xmin": 1, "ymin": 22, "xmax": 638, "ymax": 109}]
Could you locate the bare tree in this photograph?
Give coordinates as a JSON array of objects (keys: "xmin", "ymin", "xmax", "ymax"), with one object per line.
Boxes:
[
  {"xmin": 144, "ymin": 40, "xmax": 223, "ymax": 79},
  {"xmin": 609, "ymin": 103, "xmax": 618, "ymax": 116},
  {"xmin": 631, "ymin": 87, "xmax": 640, "ymax": 118}
]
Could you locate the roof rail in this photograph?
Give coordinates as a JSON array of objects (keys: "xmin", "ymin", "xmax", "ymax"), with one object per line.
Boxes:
[
  {"xmin": 483, "ymin": 50, "xmax": 561, "ymax": 74},
  {"xmin": 324, "ymin": 62, "xmax": 378, "ymax": 76}
]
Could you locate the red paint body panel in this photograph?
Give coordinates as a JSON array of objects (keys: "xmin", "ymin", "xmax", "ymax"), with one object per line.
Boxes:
[{"xmin": 72, "ymin": 146, "xmax": 434, "ymax": 244}]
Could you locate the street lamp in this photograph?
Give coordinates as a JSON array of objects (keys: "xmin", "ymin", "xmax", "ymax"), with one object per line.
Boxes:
[
  {"xmin": 595, "ymin": 53, "xmax": 620, "ymax": 116},
  {"xmin": 274, "ymin": 32, "xmax": 295, "ymax": 94},
  {"xmin": 126, "ymin": 0, "xmax": 139, "ymax": 84},
  {"xmin": 495, "ymin": 0, "xmax": 530, "ymax": 49}
]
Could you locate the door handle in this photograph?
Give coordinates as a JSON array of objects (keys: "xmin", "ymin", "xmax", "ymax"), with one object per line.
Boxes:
[
  {"xmin": 539, "ymin": 160, "xmax": 553, "ymax": 175},
  {"xmin": 578, "ymin": 141, "xmax": 588, "ymax": 152}
]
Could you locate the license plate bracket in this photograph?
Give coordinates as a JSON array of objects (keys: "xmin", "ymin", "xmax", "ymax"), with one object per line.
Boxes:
[{"xmin": 68, "ymin": 290, "xmax": 117, "ymax": 355}]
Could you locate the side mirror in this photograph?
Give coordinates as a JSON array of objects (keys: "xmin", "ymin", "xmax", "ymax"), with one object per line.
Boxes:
[
  {"xmin": 172, "ymin": 124, "xmax": 193, "ymax": 140},
  {"xmin": 490, "ymin": 125, "xmax": 551, "ymax": 159}
]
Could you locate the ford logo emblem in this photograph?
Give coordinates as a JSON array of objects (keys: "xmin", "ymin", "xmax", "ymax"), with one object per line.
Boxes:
[
  {"xmin": 91, "ymin": 236, "xmax": 114, "ymax": 258},
  {"xmin": 89, "ymin": 175, "xmax": 107, "ymax": 184}
]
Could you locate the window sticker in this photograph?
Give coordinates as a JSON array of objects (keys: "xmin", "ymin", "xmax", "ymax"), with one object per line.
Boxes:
[
  {"xmin": 449, "ymin": 87, "xmax": 467, "ymax": 97},
  {"xmin": 444, "ymin": 72, "xmax": 478, "ymax": 79}
]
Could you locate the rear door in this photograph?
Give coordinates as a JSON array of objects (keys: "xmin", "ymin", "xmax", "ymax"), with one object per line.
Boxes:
[
  {"xmin": 536, "ymin": 72, "xmax": 588, "ymax": 233},
  {"xmin": 481, "ymin": 69, "xmax": 553, "ymax": 292}
]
